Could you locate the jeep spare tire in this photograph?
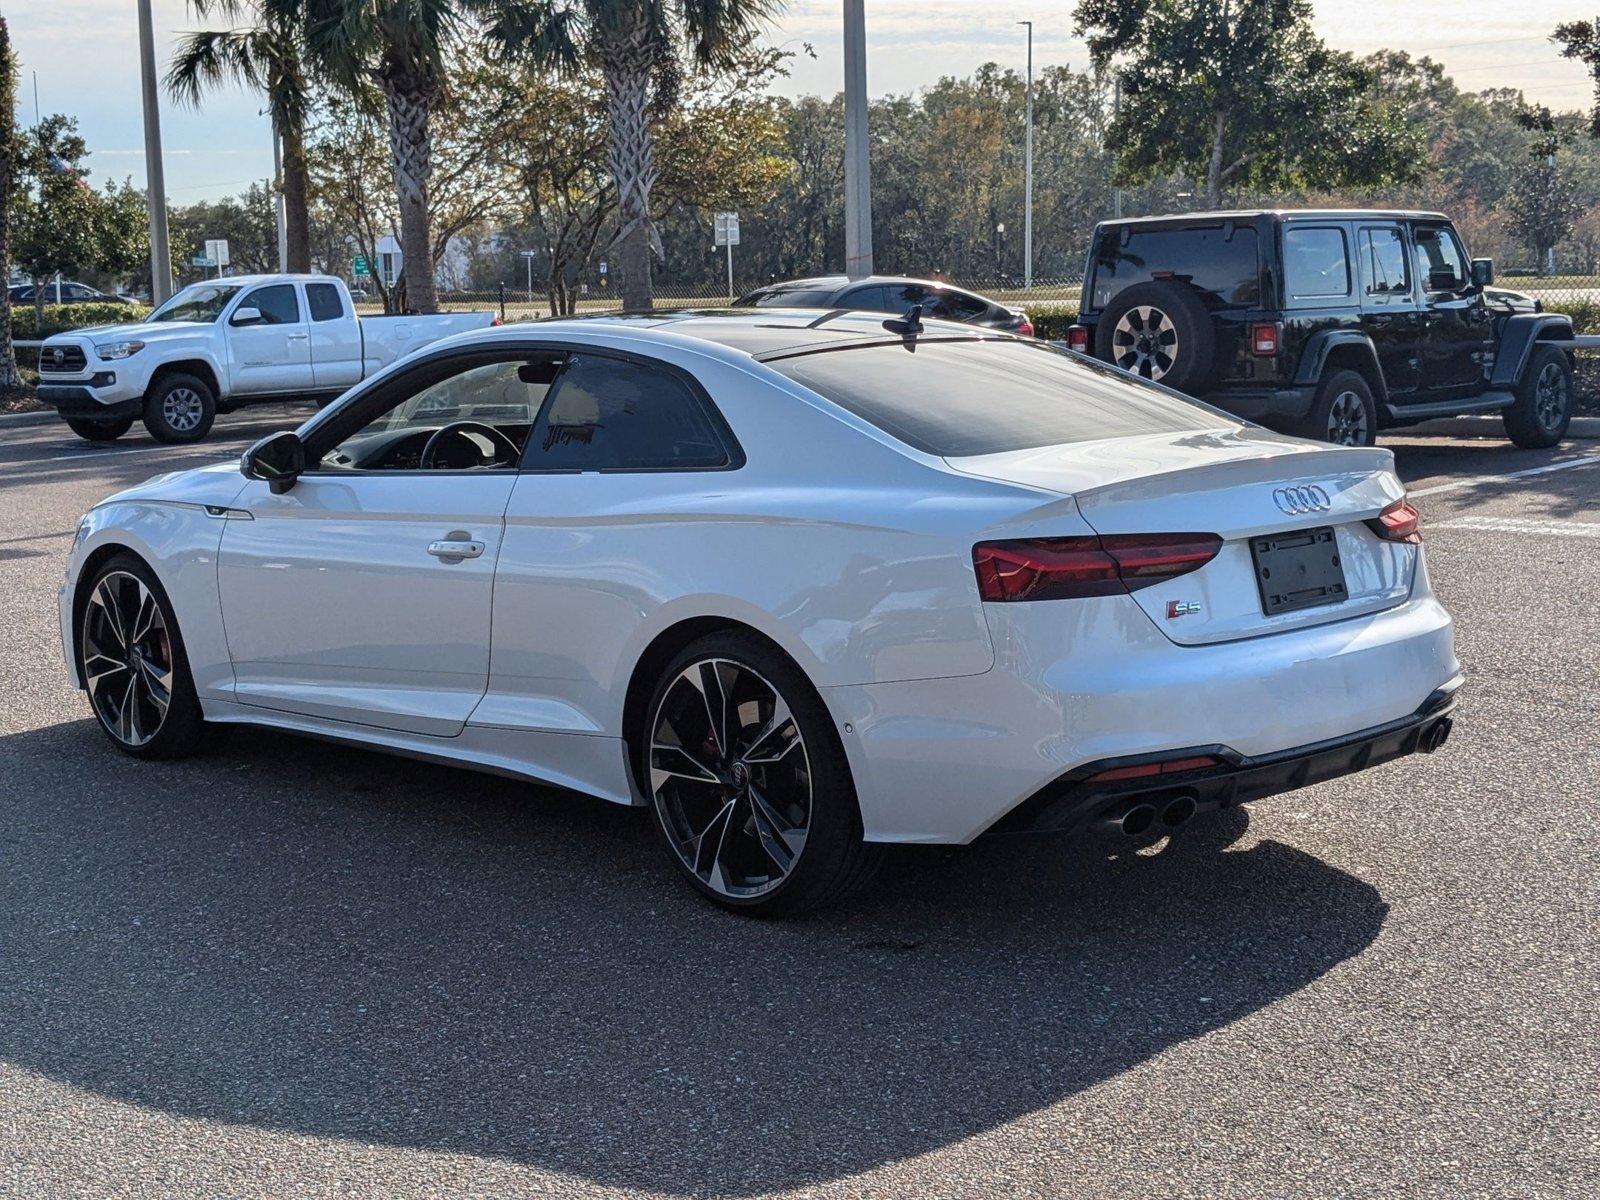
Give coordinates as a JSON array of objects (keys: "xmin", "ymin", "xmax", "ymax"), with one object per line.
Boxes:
[{"xmin": 1095, "ymin": 281, "xmax": 1216, "ymax": 394}]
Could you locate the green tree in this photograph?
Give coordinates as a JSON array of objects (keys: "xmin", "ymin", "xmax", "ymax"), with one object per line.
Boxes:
[
  {"xmin": 0, "ymin": 14, "xmax": 20, "ymax": 390},
  {"xmin": 169, "ymin": 182, "xmax": 284, "ymax": 283},
  {"xmin": 1075, "ymin": 0, "xmax": 1420, "ymax": 209},
  {"xmin": 495, "ymin": 0, "xmax": 783, "ymax": 311},
  {"xmin": 167, "ymin": 0, "xmax": 314, "ymax": 272},
  {"xmin": 1504, "ymin": 107, "xmax": 1587, "ymax": 272}
]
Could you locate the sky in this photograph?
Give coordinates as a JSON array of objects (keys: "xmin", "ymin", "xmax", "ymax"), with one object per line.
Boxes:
[{"xmin": 6, "ymin": 0, "xmax": 1598, "ymax": 203}]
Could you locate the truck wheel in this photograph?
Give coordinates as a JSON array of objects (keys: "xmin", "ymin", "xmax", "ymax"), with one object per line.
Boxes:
[
  {"xmin": 65, "ymin": 416, "xmax": 134, "ymax": 442},
  {"xmin": 1503, "ymin": 344, "xmax": 1572, "ymax": 449},
  {"xmin": 142, "ymin": 373, "xmax": 216, "ymax": 444},
  {"xmin": 1298, "ymin": 369, "xmax": 1378, "ymax": 446},
  {"xmin": 1094, "ymin": 282, "xmax": 1216, "ymax": 394}
]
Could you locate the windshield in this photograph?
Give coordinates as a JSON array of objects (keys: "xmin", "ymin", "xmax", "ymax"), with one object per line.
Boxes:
[
  {"xmin": 770, "ymin": 339, "xmax": 1237, "ymax": 456},
  {"xmin": 147, "ymin": 283, "xmax": 243, "ymax": 324}
]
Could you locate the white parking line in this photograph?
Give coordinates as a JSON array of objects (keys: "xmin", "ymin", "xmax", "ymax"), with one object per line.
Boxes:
[
  {"xmin": 1433, "ymin": 516, "xmax": 1600, "ymax": 538},
  {"xmin": 5, "ymin": 443, "xmax": 235, "ymax": 466},
  {"xmin": 1410, "ymin": 454, "xmax": 1600, "ymax": 498}
]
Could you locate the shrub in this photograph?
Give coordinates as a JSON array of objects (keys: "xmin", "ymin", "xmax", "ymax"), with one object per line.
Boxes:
[
  {"xmin": 11, "ymin": 301, "xmax": 150, "ymax": 340},
  {"xmin": 1021, "ymin": 304, "xmax": 1079, "ymax": 341},
  {"xmin": 1547, "ymin": 296, "xmax": 1600, "ymax": 333}
]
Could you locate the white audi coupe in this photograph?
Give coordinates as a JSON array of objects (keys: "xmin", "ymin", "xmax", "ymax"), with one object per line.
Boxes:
[{"xmin": 61, "ymin": 310, "xmax": 1461, "ymax": 914}]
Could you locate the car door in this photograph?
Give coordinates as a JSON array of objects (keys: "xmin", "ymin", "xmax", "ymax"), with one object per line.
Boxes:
[
  {"xmin": 228, "ymin": 282, "xmax": 314, "ymax": 394},
  {"xmin": 305, "ymin": 281, "xmax": 363, "ymax": 390},
  {"xmin": 1356, "ymin": 223, "xmax": 1422, "ymax": 399},
  {"xmin": 216, "ymin": 351, "xmax": 550, "ymax": 736},
  {"xmin": 1410, "ymin": 223, "xmax": 1493, "ymax": 398}
]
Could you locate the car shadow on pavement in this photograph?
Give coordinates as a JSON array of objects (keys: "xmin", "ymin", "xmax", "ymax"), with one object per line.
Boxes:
[{"xmin": 0, "ymin": 720, "xmax": 1388, "ymax": 1195}]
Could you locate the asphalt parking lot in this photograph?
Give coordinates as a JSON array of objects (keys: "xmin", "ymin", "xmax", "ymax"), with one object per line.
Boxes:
[{"xmin": 1, "ymin": 408, "xmax": 1596, "ymax": 1199}]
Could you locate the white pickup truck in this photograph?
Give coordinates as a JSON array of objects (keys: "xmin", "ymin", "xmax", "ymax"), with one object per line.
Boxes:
[{"xmin": 35, "ymin": 274, "xmax": 497, "ymax": 443}]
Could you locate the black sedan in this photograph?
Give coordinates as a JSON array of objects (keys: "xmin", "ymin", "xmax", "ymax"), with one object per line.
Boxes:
[{"xmin": 733, "ymin": 275, "xmax": 1033, "ymax": 336}]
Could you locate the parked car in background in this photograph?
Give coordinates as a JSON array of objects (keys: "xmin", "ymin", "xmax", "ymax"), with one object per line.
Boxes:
[
  {"xmin": 35, "ymin": 274, "xmax": 498, "ymax": 444},
  {"xmin": 10, "ymin": 279, "xmax": 127, "ymax": 305},
  {"xmin": 1066, "ymin": 209, "xmax": 1576, "ymax": 448},
  {"xmin": 734, "ymin": 275, "xmax": 1033, "ymax": 335},
  {"xmin": 61, "ymin": 310, "xmax": 1459, "ymax": 915}
]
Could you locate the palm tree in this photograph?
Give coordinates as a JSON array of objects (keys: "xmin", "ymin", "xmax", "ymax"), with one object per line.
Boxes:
[
  {"xmin": 168, "ymin": 1, "xmax": 314, "ymax": 273},
  {"xmin": 0, "ymin": 14, "xmax": 20, "ymax": 391},
  {"xmin": 496, "ymin": 1, "xmax": 783, "ymax": 311}
]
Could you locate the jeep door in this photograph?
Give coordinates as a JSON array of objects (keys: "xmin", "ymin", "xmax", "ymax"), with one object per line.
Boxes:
[
  {"xmin": 1356, "ymin": 224, "xmax": 1421, "ymax": 398},
  {"xmin": 1410, "ymin": 222, "xmax": 1493, "ymax": 398}
]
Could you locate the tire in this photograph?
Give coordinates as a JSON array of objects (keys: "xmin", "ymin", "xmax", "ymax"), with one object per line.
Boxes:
[
  {"xmin": 1503, "ymin": 344, "xmax": 1572, "ymax": 449},
  {"xmin": 1094, "ymin": 281, "xmax": 1216, "ymax": 393},
  {"xmin": 640, "ymin": 630, "xmax": 883, "ymax": 917},
  {"xmin": 78, "ymin": 553, "xmax": 209, "ymax": 760},
  {"xmin": 142, "ymin": 372, "xmax": 216, "ymax": 444},
  {"xmin": 1297, "ymin": 369, "xmax": 1378, "ymax": 446},
  {"xmin": 65, "ymin": 416, "xmax": 134, "ymax": 442}
]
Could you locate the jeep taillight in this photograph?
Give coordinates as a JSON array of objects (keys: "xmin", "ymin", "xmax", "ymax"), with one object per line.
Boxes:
[
  {"xmin": 972, "ymin": 534, "xmax": 1222, "ymax": 602},
  {"xmin": 1367, "ymin": 499, "xmax": 1422, "ymax": 545},
  {"xmin": 1066, "ymin": 324, "xmax": 1090, "ymax": 352},
  {"xmin": 1250, "ymin": 322, "xmax": 1280, "ymax": 356}
]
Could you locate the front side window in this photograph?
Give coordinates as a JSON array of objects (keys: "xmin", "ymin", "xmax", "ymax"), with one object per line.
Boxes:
[
  {"xmin": 148, "ymin": 283, "xmax": 242, "ymax": 324},
  {"xmin": 929, "ymin": 290, "xmax": 990, "ymax": 321},
  {"xmin": 523, "ymin": 354, "xmax": 733, "ymax": 472},
  {"xmin": 1360, "ymin": 227, "xmax": 1411, "ymax": 299},
  {"xmin": 770, "ymin": 339, "xmax": 1236, "ymax": 457},
  {"xmin": 306, "ymin": 283, "xmax": 346, "ymax": 322},
  {"xmin": 239, "ymin": 284, "xmax": 302, "ymax": 325},
  {"xmin": 319, "ymin": 354, "xmax": 560, "ymax": 471},
  {"xmin": 1413, "ymin": 225, "xmax": 1469, "ymax": 294},
  {"xmin": 1284, "ymin": 227, "xmax": 1352, "ymax": 300}
]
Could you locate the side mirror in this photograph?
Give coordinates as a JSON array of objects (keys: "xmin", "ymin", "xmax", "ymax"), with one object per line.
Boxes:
[
  {"xmin": 1471, "ymin": 258, "xmax": 1495, "ymax": 287},
  {"xmin": 230, "ymin": 306, "xmax": 263, "ymax": 327},
  {"xmin": 241, "ymin": 431, "xmax": 304, "ymax": 494}
]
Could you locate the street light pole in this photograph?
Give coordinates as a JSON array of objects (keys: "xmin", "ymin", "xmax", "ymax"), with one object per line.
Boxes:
[
  {"xmin": 842, "ymin": 0, "xmax": 873, "ymax": 280},
  {"xmin": 272, "ymin": 119, "xmax": 288, "ymax": 273},
  {"xmin": 1018, "ymin": 20, "xmax": 1033, "ymax": 290},
  {"xmin": 136, "ymin": 0, "xmax": 173, "ymax": 304}
]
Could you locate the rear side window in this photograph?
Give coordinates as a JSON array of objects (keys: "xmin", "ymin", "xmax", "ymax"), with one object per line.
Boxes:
[
  {"xmin": 1090, "ymin": 225, "xmax": 1260, "ymax": 309},
  {"xmin": 930, "ymin": 290, "xmax": 989, "ymax": 321},
  {"xmin": 840, "ymin": 286, "xmax": 888, "ymax": 312},
  {"xmin": 240, "ymin": 284, "xmax": 301, "ymax": 325},
  {"xmin": 770, "ymin": 340, "xmax": 1236, "ymax": 457},
  {"xmin": 306, "ymin": 283, "xmax": 346, "ymax": 322},
  {"xmin": 744, "ymin": 287, "xmax": 838, "ymax": 308},
  {"xmin": 1284, "ymin": 227, "xmax": 1352, "ymax": 301},
  {"xmin": 523, "ymin": 354, "xmax": 734, "ymax": 471}
]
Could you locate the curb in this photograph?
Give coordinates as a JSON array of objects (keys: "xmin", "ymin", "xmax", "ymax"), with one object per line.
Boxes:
[
  {"xmin": 1405, "ymin": 415, "xmax": 1600, "ymax": 440},
  {"xmin": 0, "ymin": 409, "xmax": 54, "ymax": 428}
]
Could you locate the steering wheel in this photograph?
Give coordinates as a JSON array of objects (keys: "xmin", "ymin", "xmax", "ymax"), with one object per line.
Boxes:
[{"xmin": 419, "ymin": 421, "xmax": 521, "ymax": 470}]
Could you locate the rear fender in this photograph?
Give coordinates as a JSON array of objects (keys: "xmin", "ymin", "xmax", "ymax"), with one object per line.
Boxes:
[
  {"xmin": 1293, "ymin": 331, "xmax": 1386, "ymax": 402},
  {"xmin": 1491, "ymin": 313, "xmax": 1575, "ymax": 388}
]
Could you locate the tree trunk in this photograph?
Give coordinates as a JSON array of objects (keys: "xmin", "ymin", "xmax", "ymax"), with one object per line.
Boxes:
[
  {"xmin": 381, "ymin": 77, "xmax": 438, "ymax": 313},
  {"xmin": 601, "ymin": 20, "xmax": 659, "ymax": 312},
  {"xmin": 0, "ymin": 16, "xmax": 19, "ymax": 390},
  {"xmin": 279, "ymin": 113, "xmax": 312, "ymax": 273},
  {"xmin": 1205, "ymin": 112, "xmax": 1226, "ymax": 210}
]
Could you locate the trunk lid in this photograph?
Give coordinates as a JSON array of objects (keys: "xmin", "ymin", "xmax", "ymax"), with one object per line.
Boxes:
[{"xmin": 948, "ymin": 427, "xmax": 1416, "ymax": 645}]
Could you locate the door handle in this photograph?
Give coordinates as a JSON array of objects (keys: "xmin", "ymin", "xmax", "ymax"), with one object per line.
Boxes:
[
  {"xmin": 287, "ymin": 332, "xmax": 309, "ymax": 341},
  {"xmin": 427, "ymin": 539, "xmax": 485, "ymax": 560}
]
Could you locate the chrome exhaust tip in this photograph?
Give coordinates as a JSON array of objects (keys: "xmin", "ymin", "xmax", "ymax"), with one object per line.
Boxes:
[
  {"xmin": 1160, "ymin": 794, "xmax": 1197, "ymax": 830},
  {"xmin": 1118, "ymin": 803, "xmax": 1158, "ymax": 837}
]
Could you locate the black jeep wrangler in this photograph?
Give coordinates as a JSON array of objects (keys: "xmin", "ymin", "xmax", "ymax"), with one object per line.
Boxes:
[{"xmin": 1066, "ymin": 210, "xmax": 1576, "ymax": 447}]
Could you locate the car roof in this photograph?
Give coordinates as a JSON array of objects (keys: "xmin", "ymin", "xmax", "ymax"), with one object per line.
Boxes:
[
  {"xmin": 441, "ymin": 308, "xmax": 1013, "ymax": 362},
  {"xmin": 175, "ymin": 273, "xmax": 342, "ymax": 288},
  {"xmin": 745, "ymin": 274, "xmax": 982, "ymax": 296},
  {"xmin": 1098, "ymin": 208, "xmax": 1450, "ymax": 230}
]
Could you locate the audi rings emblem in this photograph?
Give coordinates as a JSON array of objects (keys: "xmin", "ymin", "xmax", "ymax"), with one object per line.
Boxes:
[{"xmin": 1272, "ymin": 484, "xmax": 1332, "ymax": 515}]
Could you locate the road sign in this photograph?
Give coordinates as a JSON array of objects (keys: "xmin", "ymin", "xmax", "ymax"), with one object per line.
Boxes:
[
  {"xmin": 191, "ymin": 255, "xmax": 212, "ymax": 267},
  {"xmin": 204, "ymin": 238, "xmax": 230, "ymax": 269},
  {"xmin": 713, "ymin": 212, "xmax": 740, "ymax": 247},
  {"xmin": 353, "ymin": 256, "xmax": 371, "ymax": 277},
  {"xmin": 598, "ymin": 261, "xmax": 607, "ymax": 275}
]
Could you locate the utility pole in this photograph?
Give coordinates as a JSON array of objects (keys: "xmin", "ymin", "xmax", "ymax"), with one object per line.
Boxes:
[
  {"xmin": 1112, "ymin": 73, "xmax": 1124, "ymax": 220},
  {"xmin": 1018, "ymin": 20, "xmax": 1033, "ymax": 289},
  {"xmin": 136, "ymin": 0, "xmax": 173, "ymax": 303},
  {"xmin": 842, "ymin": 0, "xmax": 873, "ymax": 279}
]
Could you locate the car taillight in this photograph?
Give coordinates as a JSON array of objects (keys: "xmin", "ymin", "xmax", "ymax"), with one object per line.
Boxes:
[
  {"xmin": 972, "ymin": 533, "xmax": 1222, "ymax": 602},
  {"xmin": 491, "ymin": 316, "xmax": 504, "ymax": 327},
  {"xmin": 1015, "ymin": 315, "xmax": 1035, "ymax": 337},
  {"xmin": 1066, "ymin": 324, "xmax": 1090, "ymax": 352},
  {"xmin": 1088, "ymin": 755, "xmax": 1221, "ymax": 783},
  {"xmin": 1250, "ymin": 322, "xmax": 1279, "ymax": 356},
  {"xmin": 1367, "ymin": 498, "xmax": 1421, "ymax": 544}
]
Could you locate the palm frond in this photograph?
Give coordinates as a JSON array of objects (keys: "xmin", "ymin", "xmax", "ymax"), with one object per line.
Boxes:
[{"xmin": 166, "ymin": 28, "xmax": 268, "ymax": 108}]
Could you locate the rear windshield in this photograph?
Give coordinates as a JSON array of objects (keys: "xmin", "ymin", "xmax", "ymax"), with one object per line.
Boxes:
[
  {"xmin": 1090, "ymin": 224, "xmax": 1261, "ymax": 309},
  {"xmin": 769, "ymin": 339, "xmax": 1236, "ymax": 457}
]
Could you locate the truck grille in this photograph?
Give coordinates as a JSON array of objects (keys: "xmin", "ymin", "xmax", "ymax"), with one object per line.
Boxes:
[{"xmin": 39, "ymin": 344, "xmax": 88, "ymax": 374}]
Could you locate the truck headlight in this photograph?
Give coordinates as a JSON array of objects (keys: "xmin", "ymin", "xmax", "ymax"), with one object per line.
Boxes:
[{"xmin": 95, "ymin": 340, "xmax": 145, "ymax": 360}]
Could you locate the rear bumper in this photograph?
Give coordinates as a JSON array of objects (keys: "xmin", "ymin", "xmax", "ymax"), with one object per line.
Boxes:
[
  {"xmin": 986, "ymin": 675, "xmax": 1463, "ymax": 835},
  {"xmin": 1200, "ymin": 384, "xmax": 1317, "ymax": 424},
  {"xmin": 37, "ymin": 386, "xmax": 142, "ymax": 421}
]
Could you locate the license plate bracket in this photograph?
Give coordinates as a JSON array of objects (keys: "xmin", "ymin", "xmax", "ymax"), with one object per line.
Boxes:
[{"xmin": 1251, "ymin": 525, "xmax": 1348, "ymax": 615}]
